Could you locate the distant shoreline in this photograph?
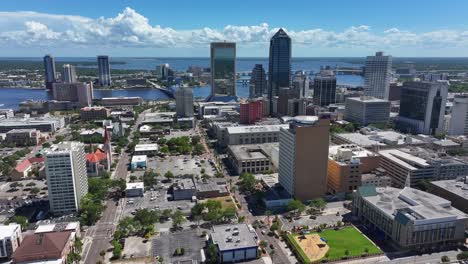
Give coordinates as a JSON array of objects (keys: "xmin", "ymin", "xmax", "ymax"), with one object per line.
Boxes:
[{"xmin": 0, "ymin": 86, "xmax": 46, "ymax": 90}]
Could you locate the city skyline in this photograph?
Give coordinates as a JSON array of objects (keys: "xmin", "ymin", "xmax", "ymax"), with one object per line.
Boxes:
[{"xmin": 1, "ymin": 1, "xmax": 468, "ymax": 57}]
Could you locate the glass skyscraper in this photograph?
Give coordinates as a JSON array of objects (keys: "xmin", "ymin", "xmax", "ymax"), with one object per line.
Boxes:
[
  {"xmin": 43, "ymin": 54, "xmax": 56, "ymax": 90},
  {"xmin": 97, "ymin": 55, "xmax": 111, "ymax": 86},
  {"xmin": 268, "ymin": 29, "xmax": 291, "ymax": 113},
  {"xmin": 210, "ymin": 42, "xmax": 236, "ymax": 98}
]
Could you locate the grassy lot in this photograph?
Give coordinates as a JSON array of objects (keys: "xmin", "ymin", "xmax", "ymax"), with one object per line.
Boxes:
[
  {"xmin": 206, "ymin": 196, "xmax": 237, "ymax": 210},
  {"xmin": 289, "ymin": 226, "xmax": 381, "ymax": 263}
]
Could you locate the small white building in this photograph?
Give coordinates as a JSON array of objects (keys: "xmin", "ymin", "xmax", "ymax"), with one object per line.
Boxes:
[
  {"xmin": 134, "ymin": 144, "xmax": 158, "ymax": 156},
  {"xmin": 126, "ymin": 182, "xmax": 144, "ymax": 197},
  {"xmin": 209, "ymin": 224, "xmax": 258, "ymax": 263},
  {"xmin": 0, "ymin": 223, "xmax": 22, "ymax": 259},
  {"xmin": 131, "ymin": 155, "xmax": 147, "ymax": 170}
]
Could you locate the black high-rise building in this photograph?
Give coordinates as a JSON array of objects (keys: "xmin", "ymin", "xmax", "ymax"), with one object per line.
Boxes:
[
  {"xmin": 43, "ymin": 54, "xmax": 56, "ymax": 90},
  {"xmin": 249, "ymin": 64, "xmax": 267, "ymax": 98},
  {"xmin": 268, "ymin": 29, "xmax": 291, "ymax": 114},
  {"xmin": 313, "ymin": 69, "xmax": 337, "ymax": 106}
]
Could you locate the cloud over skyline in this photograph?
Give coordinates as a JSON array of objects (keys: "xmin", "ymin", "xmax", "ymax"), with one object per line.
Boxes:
[{"xmin": 1, "ymin": 7, "xmax": 468, "ymax": 56}]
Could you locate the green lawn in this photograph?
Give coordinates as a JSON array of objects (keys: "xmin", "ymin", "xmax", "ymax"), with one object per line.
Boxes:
[{"xmin": 290, "ymin": 226, "xmax": 381, "ymax": 262}]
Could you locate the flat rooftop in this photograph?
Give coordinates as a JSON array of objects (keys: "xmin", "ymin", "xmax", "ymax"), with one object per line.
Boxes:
[
  {"xmin": 134, "ymin": 144, "xmax": 158, "ymax": 151},
  {"xmin": 6, "ymin": 128, "xmax": 38, "ymax": 133},
  {"xmin": 347, "ymin": 96, "xmax": 389, "ymax": 103},
  {"xmin": 226, "ymin": 124, "xmax": 289, "ymax": 134},
  {"xmin": 0, "ymin": 224, "xmax": 20, "ymax": 239},
  {"xmin": 379, "ymin": 149, "xmax": 430, "ymax": 170},
  {"xmin": 131, "ymin": 155, "xmax": 147, "ymax": 163},
  {"xmin": 196, "ymin": 182, "xmax": 228, "ymax": 193},
  {"xmin": 329, "ymin": 144, "xmax": 377, "ymax": 161},
  {"xmin": 336, "ymin": 130, "xmax": 424, "ymax": 148},
  {"xmin": 211, "ymin": 224, "xmax": 258, "ymax": 251},
  {"xmin": 431, "ymin": 178, "xmax": 468, "ymax": 200},
  {"xmin": 230, "ymin": 147, "xmax": 266, "ymax": 160},
  {"xmin": 173, "ymin": 178, "xmax": 196, "ymax": 190},
  {"xmin": 126, "ymin": 182, "xmax": 144, "ymax": 190},
  {"xmin": 359, "ymin": 186, "xmax": 468, "ymax": 224}
]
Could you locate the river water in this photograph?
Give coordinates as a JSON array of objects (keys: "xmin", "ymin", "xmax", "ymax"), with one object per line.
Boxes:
[{"xmin": 0, "ymin": 58, "xmax": 363, "ymax": 109}]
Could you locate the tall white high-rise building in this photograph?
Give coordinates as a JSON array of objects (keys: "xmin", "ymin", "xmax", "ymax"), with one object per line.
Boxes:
[
  {"xmin": 449, "ymin": 94, "xmax": 468, "ymax": 136},
  {"xmin": 62, "ymin": 64, "xmax": 77, "ymax": 83},
  {"xmin": 97, "ymin": 55, "xmax": 111, "ymax": 86},
  {"xmin": 155, "ymin": 63, "xmax": 170, "ymax": 80},
  {"xmin": 364, "ymin": 52, "xmax": 392, "ymax": 100},
  {"xmin": 175, "ymin": 87, "xmax": 194, "ymax": 117},
  {"xmin": 44, "ymin": 142, "xmax": 88, "ymax": 216}
]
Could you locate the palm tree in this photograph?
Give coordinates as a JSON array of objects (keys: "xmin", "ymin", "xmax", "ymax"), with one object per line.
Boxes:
[{"xmin": 265, "ymin": 210, "xmax": 272, "ymax": 224}]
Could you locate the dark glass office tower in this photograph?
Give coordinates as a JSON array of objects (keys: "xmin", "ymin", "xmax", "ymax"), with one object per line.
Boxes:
[
  {"xmin": 249, "ymin": 64, "xmax": 267, "ymax": 98},
  {"xmin": 268, "ymin": 29, "xmax": 291, "ymax": 113},
  {"xmin": 210, "ymin": 42, "xmax": 236, "ymax": 98},
  {"xmin": 313, "ymin": 69, "xmax": 337, "ymax": 106},
  {"xmin": 43, "ymin": 54, "xmax": 56, "ymax": 90}
]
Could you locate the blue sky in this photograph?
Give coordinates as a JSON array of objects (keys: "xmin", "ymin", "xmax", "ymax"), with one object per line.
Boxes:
[{"xmin": 1, "ymin": 0, "xmax": 468, "ymax": 57}]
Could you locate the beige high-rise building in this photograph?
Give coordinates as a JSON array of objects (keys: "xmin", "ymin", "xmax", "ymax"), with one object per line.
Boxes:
[{"xmin": 278, "ymin": 116, "xmax": 330, "ymax": 200}]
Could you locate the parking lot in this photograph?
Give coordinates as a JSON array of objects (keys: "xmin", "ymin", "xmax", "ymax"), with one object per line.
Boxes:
[
  {"xmin": 150, "ymin": 155, "xmax": 216, "ymax": 177},
  {"xmin": 152, "ymin": 230, "xmax": 206, "ymax": 263},
  {"xmin": 280, "ymin": 202, "xmax": 351, "ymax": 231},
  {"xmin": 164, "ymin": 129, "xmax": 197, "ymax": 140}
]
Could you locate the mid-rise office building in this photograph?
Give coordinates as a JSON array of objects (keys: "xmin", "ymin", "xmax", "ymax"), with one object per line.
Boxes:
[
  {"xmin": 332, "ymin": 129, "xmax": 425, "ymax": 150},
  {"xmin": 327, "ymin": 144, "xmax": 380, "ymax": 194},
  {"xmin": 448, "ymin": 94, "xmax": 468, "ymax": 136},
  {"xmin": 5, "ymin": 129, "xmax": 41, "ymax": 146},
  {"xmin": 292, "ymin": 72, "xmax": 310, "ymax": 98},
  {"xmin": 224, "ymin": 124, "xmax": 289, "ymax": 146},
  {"xmin": 250, "ymin": 64, "xmax": 267, "ymax": 97},
  {"xmin": 353, "ymin": 186, "xmax": 468, "ymax": 249},
  {"xmin": 175, "ymin": 87, "xmax": 194, "ymax": 117},
  {"xmin": 389, "ymin": 83, "xmax": 402, "ymax": 101},
  {"xmin": 210, "ymin": 42, "xmax": 236, "ymax": 98},
  {"xmin": 0, "ymin": 109, "xmax": 14, "ymax": 119},
  {"xmin": 364, "ymin": 52, "xmax": 392, "ymax": 100},
  {"xmin": 52, "ymin": 82, "xmax": 93, "ymax": 107},
  {"xmin": 0, "ymin": 116, "xmax": 65, "ymax": 133},
  {"xmin": 100, "ymin": 96, "xmax": 142, "ymax": 107},
  {"xmin": 0, "ymin": 224, "xmax": 22, "ymax": 259},
  {"xmin": 45, "ymin": 142, "xmax": 88, "ymax": 216},
  {"xmin": 62, "ymin": 64, "xmax": 77, "ymax": 83},
  {"xmin": 43, "ymin": 54, "xmax": 56, "ymax": 90},
  {"xmin": 80, "ymin": 106, "xmax": 110, "ymax": 121},
  {"xmin": 378, "ymin": 147, "xmax": 468, "ymax": 188},
  {"xmin": 345, "ymin": 96, "xmax": 390, "ymax": 125},
  {"xmin": 313, "ymin": 69, "xmax": 337, "ymax": 106},
  {"xmin": 227, "ymin": 143, "xmax": 278, "ymax": 175},
  {"xmin": 268, "ymin": 29, "xmax": 291, "ymax": 114},
  {"xmin": 210, "ymin": 224, "xmax": 258, "ymax": 263},
  {"xmin": 397, "ymin": 81, "xmax": 448, "ymax": 135},
  {"xmin": 430, "ymin": 177, "xmax": 468, "ymax": 214},
  {"xmin": 97, "ymin": 55, "xmax": 111, "ymax": 86},
  {"xmin": 287, "ymin": 97, "xmax": 309, "ymax": 117},
  {"xmin": 239, "ymin": 99, "xmax": 263, "ymax": 124},
  {"xmin": 277, "ymin": 87, "xmax": 299, "ymax": 116},
  {"xmin": 278, "ymin": 116, "xmax": 330, "ymax": 200}
]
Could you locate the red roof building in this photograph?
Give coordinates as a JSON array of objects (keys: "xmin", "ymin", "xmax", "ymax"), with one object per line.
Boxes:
[{"xmin": 12, "ymin": 231, "xmax": 74, "ymax": 264}]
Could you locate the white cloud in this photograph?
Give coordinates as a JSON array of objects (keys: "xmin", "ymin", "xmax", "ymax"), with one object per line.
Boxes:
[{"xmin": 1, "ymin": 7, "xmax": 468, "ymax": 54}]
